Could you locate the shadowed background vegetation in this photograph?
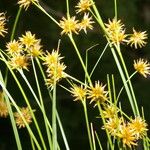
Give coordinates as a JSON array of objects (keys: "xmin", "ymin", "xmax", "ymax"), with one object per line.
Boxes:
[{"xmin": 0, "ymin": 0, "xmax": 150, "ymax": 149}]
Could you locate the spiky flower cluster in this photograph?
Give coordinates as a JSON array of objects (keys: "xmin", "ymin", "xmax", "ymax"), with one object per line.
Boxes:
[
  {"xmin": 105, "ymin": 19, "xmax": 147, "ymax": 49},
  {"xmin": 6, "ymin": 31, "xmax": 43, "ymax": 70},
  {"xmin": 134, "ymin": 58, "xmax": 150, "ymax": 78},
  {"xmin": 59, "ymin": 0, "xmax": 94, "ymax": 35},
  {"xmin": 18, "ymin": 0, "xmax": 38, "ymax": 10},
  {"xmin": 43, "ymin": 50, "xmax": 66, "ymax": 88},
  {"xmin": 0, "ymin": 91, "xmax": 8, "ymax": 118},
  {"xmin": 0, "ymin": 12, "xmax": 7, "ymax": 37},
  {"xmin": 70, "ymin": 81, "xmax": 108, "ymax": 106},
  {"xmin": 102, "ymin": 104, "xmax": 148, "ymax": 148},
  {"xmin": 14, "ymin": 107, "xmax": 33, "ymax": 128}
]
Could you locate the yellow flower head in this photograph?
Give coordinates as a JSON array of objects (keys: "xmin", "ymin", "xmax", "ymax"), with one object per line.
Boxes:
[
  {"xmin": 18, "ymin": 0, "xmax": 38, "ymax": 10},
  {"xmin": 102, "ymin": 104, "xmax": 118, "ymax": 119},
  {"xmin": 103, "ymin": 117, "xmax": 122, "ymax": 136},
  {"xmin": 19, "ymin": 31, "xmax": 38, "ymax": 48},
  {"xmin": 129, "ymin": 117, "xmax": 148, "ymax": 139},
  {"xmin": 75, "ymin": 0, "xmax": 93, "ymax": 14},
  {"xmin": 43, "ymin": 50, "xmax": 63, "ymax": 67},
  {"xmin": 28, "ymin": 40, "xmax": 43, "ymax": 57},
  {"xmin": 9, "ymin": 54, "xmax": 29, "ymax": 70},
  {"xmin": 70, "ymin": 84, "xmax": 86, "ymax": 101},
  {"xmin": 6, "ymin": 40, "xmax": 23, "ymax": 55},
  {"xmin": 14, "ymin": 107, "xmax": 33, "ymax": 128},
  {"xmin": 118, "ymin": 123, "xmax": 137, "ymax": 147},
  {"xmin": 128, "ymin": 28, "xmax": 147, "ymax": 49},
  {"xmin": 46, "ymin": 62, "xmax": 66, "ymax": 87},
  {"xmin": 88, "ymin": 81, "xmax": 108, "ymax": 106},
  {"xmin": 0, "ymin": 92, "xmax": 8, "ymax": 118},
  {"xmin": 105, "ymin": 19, "xmax": 127, "ymax": 44},
  {"xmin": 134, "ymin": 58, "xmax": 150, "ymax": 78},
  {"xmin": 59, "ymin": 16, "xmax": 79, "ymax": 35},
  {"xmin": 79, "ymin": 13, "xmax": 94, "ymax": 34},
  {"xmin": 0, "ymin": 12, "xmax": 7, "ymax": 37}
]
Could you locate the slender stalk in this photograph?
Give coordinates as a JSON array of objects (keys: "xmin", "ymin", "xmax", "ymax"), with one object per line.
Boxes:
[
  {"xmin": 31, "ymin": 58, "xmax": 52, "ymax": 149},
  {"xmin": 0, "ymin": 53, "xmax": 46, "ymax": 149},
  {"xmin": 36, "ymin": 58, "xmax": 70, "ymax": 150},
  {"xmin": 117, "ymin": 48, "xmax": 140, "ymax": 116},
  {"xmin": 33, "ymin": 2, "xmax": 59, "ymax": 26},
  {"xmin": 0, "ymin": 73, "xmax": 22, "ymax": 150},
  {"xmin": 97, "ymin": 103, "xmax": 114, "ymax": 150},
  {"xmin": 69, "ymin": 34, "xmax": 92, "ymax": 86},
  {"xmin": 10, "ymin": 7, "xmax": 22, "ymax": 41},
  {"xmin": 0, "ymin": 80, "xmax": 41, "ymax": 150},
  {"xmin": 52, "ymin": 82, "xmax": 57, "ymax": 150},
  {"xmin": 114, "ymin": 0, "xmax": 117, "ymax": 20},
  {"xmin": 82, "ymin": 101, "xmax": 94, "ymax": 150}
]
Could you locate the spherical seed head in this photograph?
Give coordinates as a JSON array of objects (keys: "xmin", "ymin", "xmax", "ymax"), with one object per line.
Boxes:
[
  {"xmin": 18, "ymin": 0, "xmax": 38, "ymax": 10},
  {"xmin": 19, "ymin": 31, "xmax": 38, "ymax": 48},
  {"xmin": 118, "ymin": 123, "xmax": 137, "ymax": 147},
  {"xmin": 70, "ymin": 84, "xmax": 86, "ymax": 101},
  {"xmin": 59, "ymin": 16, "xmax": 79, "ymax": 35},
  {"xmin": 128, "ymin": 28, "xmax": 147, "ymax": 49},
  {"xmin": 14, "ymin": 107, "xmax": 33, "ymax": 128},
  {"xmin": 75, "ymin": 0, "xmax": 93, "ymax": 14},
  {"xmin": 88, "ymin": 81, "xmax": 108, "ymax": 106},
  {"xmin": 6, "ymin": 40, "xmax": 23, "ymax": 55},
  {"xmin": 129, "ymin": 117, "xmax": 148, "ymax": 139},
  {"xmin": 105, "ymin": 19, "xmax": 127, "ymax": 44},
  {"xmin": 103, "ymin": 117, "xmax": 122, "ymax": 136},
  {"xmin": 0, "ymin": 12, "xmax": 7, "ymax": 37},
  {"xmin": 134, "ymin": 58, "xmax": 150, "ymax": 78},
  {"xmin": 9, "ymin": 54, "xmax": 29, "ymax": 70},
  {"xmin": 0, "ymin": 94, "xmax": 8, "ymax": 118},
  {"xmin": 79, "ymin": 13, "xmax": 94, "ymax": 34}
]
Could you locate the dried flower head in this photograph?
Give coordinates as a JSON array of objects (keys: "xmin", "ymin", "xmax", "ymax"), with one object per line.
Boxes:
[
  {"xmin": 19, "ymin": 31, "xmax": 38, "ymax": 48},
  {"xmin": 102, "ymin": 104, "xmax": 118, "ymax": 119},
  {"xmin": 46, "ymin": 62, "xmax": 66, "ymax": 86},
  {"xmin": 9, "ymin": 54, "xmax": 29, "ymax": 70},
  {"xmin": 70, "ymin": 84, "xmax": 86, "ymax": 101},
  {"xmin": 105, "ymin": 19, "xmax": 127, "ymax": 44},
  {"xmin": 75, "ymin": 0, "xmax": 93, "ymax": 14},
  {"xmin": 6, "ymin": 40, "xmax": 23, "ymax": 55},
  {"xmin": 14, "ymin": 107, "xmax": 33, "ymax": 128},
  {"xmin": 103, "ymin": 117, "xmax": 122, "ymax": 136},
  {"xmin": 129, "ymin": 117, "xmax": 148, "ymax": 139},
  {"xmin": 79, "ymin": 13, "xmax": 94, "ymax": 34},
  {"xmin": 134, "ymin": 58, "xmax": 150, "ymax": 78},
  {"xmin": 28, "ymin": 40, "xmax": 43, "ymax": 57},
  {"xmin": 128, "ymin": 28, "xmax": 147, "ymax": 49},
  {"xmin": 88, "ymin": 81, "xmax": 108, "ymax": 106},
  {"xmin": 59, "ymin": 16, "xmax": 79, "ymax": 35},
  {"xmin": 0, "ymin": 12, "xmax": 7, "ymax": 37},
  {"xmin": 118, "ymin": 123, "xmax": 137, "ymax": 147},
  {"xmin": 43, "ymin": 50, "xmax": 63, "ymax": 67},
  {"xmin": 18, "ymin": 0, "xmax": 38, "ymax": 10},
  {"xmin": 0, "ymin": 92, "xmax": 8, "ymax": 118}
]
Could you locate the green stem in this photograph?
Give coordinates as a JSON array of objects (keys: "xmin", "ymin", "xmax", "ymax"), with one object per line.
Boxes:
[
  {"xmin": 10, "ymin": 7, "xmax": 22, "ymax": 41},
  {"xmin": 33, "ymin": 2, "xmax": 59, "ymax": 26},
  {"xmin": 52, "ymin": 82, "xmax": 57, "ymax": 150},
  {"xmin": 69, "ymin": 34, "xmax": 92, "ymax": 86},
  {"xmin": 82, "ymin": 101, "xmax": 93, "ymax": 150},
  {"xmin": 97, "ymin": 103, "xmax": 114, "ymax": 150},
  {"xmin": 0, "ymin": 73, "xmax": 22, "ymax": 150},
  {"xmin": 114, "ymin": 0, "xmax": 117, "ymax": 20},
  {"xmin": 31, "ymin": 58, "xmax": 52, "ymax": 149},
  {"xmin": 36, "ymin": 58, "xmax": 70, "ymax": 150},
  {"xmin": 117, "ymin": 48, "xmax": 140, "ymax": 116}
]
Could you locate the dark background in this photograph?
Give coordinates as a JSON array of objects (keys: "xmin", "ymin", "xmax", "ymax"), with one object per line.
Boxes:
[{"xmin": 0, "ymin": 0, "xmax": 150, "ymax": 149}]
